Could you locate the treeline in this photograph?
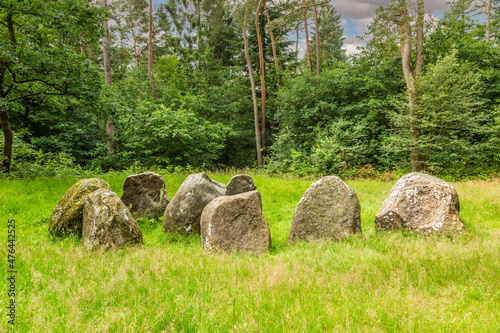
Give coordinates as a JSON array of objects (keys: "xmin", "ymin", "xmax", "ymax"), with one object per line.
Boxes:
[{"xmin": 1, "ymin": 0, "xmax": 500, "ymax": 179}]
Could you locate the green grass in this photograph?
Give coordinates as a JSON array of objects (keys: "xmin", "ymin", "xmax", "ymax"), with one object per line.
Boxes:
[{"xmin": 1, "ymin": 173, "xmax": 499, "ymax": 332}]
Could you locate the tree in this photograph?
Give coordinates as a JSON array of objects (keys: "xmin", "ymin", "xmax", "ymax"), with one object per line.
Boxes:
[
  {"xmin": 310, "ymin": 3, "xmax": 345, "ymax": 64},
  {"xmin": 0, "ymin": 0, "xmax": 103, "ymax": 172},
  {"xmin": 255, "ymin": 0, "xmax": 266, "ymax": 152},
  {"xmin": 110, "ymin": 0, "xmax": 149, "ymax": 94},
  {"xmin": 101, "ymin": 0, "xmax": 115, "ymax": 154},
  {"xmin": 398, "ymin": 0, "xmax": 424, "ymax": 172},
  {"xmin": 242, "ymin": 0, "xmax": 262, "ymax": 167},
  {"xmin": 148, "ymin": 0, "xmax": 158, "ymax": 100}
]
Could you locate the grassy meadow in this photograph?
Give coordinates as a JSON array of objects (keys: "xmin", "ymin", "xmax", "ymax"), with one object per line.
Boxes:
[{"xmin": 1, "ymin": 172, "xmax": 499, "ymax": 332}]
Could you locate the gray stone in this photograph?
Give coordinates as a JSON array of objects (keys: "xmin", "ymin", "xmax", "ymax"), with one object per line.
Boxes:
[
  {"xmin": 288, "ymin": 176, "xmax": 362, "ymax": 243},
  {"xmin": 200, "ymin": 191, "xmax": 270, "ymax": 255},
  {"xmin": 48, "ymin": 178, "xmax": 111, "ymax": 237},
  {"xmin": 163, "ymin": 173, "xmax": 226, "ymax": 235},
  {"xmin": 82, "ymin": 188, "xmax": 143, "ymax": 250},
  {"xmin": 374, "ymin": 172, "xmax": 464, "ymax": 234},
  {"xmin": 226, "ymin": 174, "xmax": 257, "ymax": 195},
  {"xmin": 121, "ymin": 172, "xmax": 169, "ymax": 219}
]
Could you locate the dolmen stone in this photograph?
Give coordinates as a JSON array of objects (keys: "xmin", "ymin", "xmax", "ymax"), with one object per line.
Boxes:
[
  {"xmin": 163, "ymin": 173, "xmax": 226, "ymax": 235},
  {"xmin": 82, "ymin": 188, "xmax": 143, "ymax": 250},
  {"xmin": 288, "ymin": 176, "xmax": 362, "ymax": 243},
  {"xmin": 121, "ymin": 172, "xmax": 169, "ymax": 219},
  {"xmin": 375, "ymin": 172, "xmax": 464, "ymax": 234},
  {"xmin": 200, "ymin": 191, "xmax": 270, "ymax": 255},
  {"xmin": 48, "ymin": 178, "xmax": 111, "ymax": 237},
  {"xmin": 226, "ymin": 174, "xmax": 257, "ymax": 195}
]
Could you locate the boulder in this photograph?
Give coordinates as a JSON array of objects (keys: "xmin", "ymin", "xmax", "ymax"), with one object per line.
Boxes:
[
  {"xmin": 226, "ymin": 174, "xmax": 257, "ymax": 196},
  {"xmin": 82, "ymin": 188, "xmax": 143, "ymax": 250},
  {"xmin": 121, "ymin": 172, "xmax": 169, "ymax": 219},
  {"xmin": 48, "ymin": 178, "xmax": 111, "ymax": 237},
  {"xmin": 163, "ymin": 173, "xmax": 226, "ymax": 235},
  {"xmin": 200, "ymin": 191, "xmax": 270, "ymax": 255},
  {"xmin": 374, "ymin": 172, "xmax": 464, "ymax": 234},
  {"xmin": 288, "ymin": 176, "xmax": 362, "ymax": 243}
]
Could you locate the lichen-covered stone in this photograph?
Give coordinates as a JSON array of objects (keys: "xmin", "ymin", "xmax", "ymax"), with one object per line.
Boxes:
[
  {"xmin": 288, "ymin": 176, "xmax": 362, "ymax": 243},
  {"xmin": 121, "ymin": 172, "xmax": 169, "ymax": 219},
  {"xmin": 225, "ymin": 174, "xmax": 257, "ymax": 196},
  {"xmin": 200, "ymin": 191, "xmax": 270, "ymax": 255},
  {"xmin": 82, "ymin": 188, "xmax": 143, "ymax": 250},
  {"xmin": 48, "ymin": 178, "xmax": 111, "ymax": 237},
  {"xmin": 374, "ymin": 172, "xmax": 464, "ymax": 234},
  {"xmin": 163, "ymin": 173, "xmax": 226, "ymax": 235}
]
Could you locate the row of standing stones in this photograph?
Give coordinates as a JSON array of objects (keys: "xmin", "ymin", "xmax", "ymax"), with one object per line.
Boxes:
[{"xmin": 48, "ymin": 171, "xmax": 465, "ymax": 254}]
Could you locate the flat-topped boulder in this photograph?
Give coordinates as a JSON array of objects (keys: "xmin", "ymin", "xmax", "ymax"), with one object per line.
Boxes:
[
  {"xmin": 288, "ymin": 176, "xmax": 362, "ymax": 243},
  {"xmin": 48, "ymin": 178, "xmax": 111, "ymax": 237},
  {"xmin": 200, "ymin": 191, "xmax": 270, "ymax": 255},
  {"xmin": 375, "ymin": 172, "xmax": 464, "ymax": 234},
  {"xmin": 82, "ymin": 188, "xmax": 143, "ymax": 250},
  {"xmin": 163, "ymin": 173, "xmax": 226, "ymax": 235},
  {"xmin": 121, "ymin": 172, "xmax": 169, "ymax": 219},
  {"xmin": 225, "ymin": 174, "xmax": 257, "ymax": 195}
]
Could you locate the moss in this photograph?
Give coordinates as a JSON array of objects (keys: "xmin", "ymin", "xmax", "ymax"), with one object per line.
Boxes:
[{"xmin": 48, "ymin": 178, "xmax": 111, "ymax": 237}]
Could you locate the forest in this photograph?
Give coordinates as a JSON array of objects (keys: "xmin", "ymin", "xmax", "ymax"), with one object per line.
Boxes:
[{"xmin": 1, "ymin": 0, "xmax": 500, "ymax": 179}]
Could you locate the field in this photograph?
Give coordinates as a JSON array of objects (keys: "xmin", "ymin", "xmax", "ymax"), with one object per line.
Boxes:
[{"xmin": 1, "ymin": 173, "xmax": 499, "ymax": 332}]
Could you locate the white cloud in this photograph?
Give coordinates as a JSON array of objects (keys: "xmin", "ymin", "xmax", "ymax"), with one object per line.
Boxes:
[{"xmin": 342, "ymin": 43, "xmax": 363, "ymax": 55}]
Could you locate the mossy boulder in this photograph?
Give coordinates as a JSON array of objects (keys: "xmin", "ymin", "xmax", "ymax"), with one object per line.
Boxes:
[
  {"xmin": 48, "ymin": 178, "xmax": 111, "ymax": 237},
  {"xmin": 163, "ymin": 173, "xmax": 226, "ymax": 235},
  {"xmin": 82, "ymin": 188, "xmax": 143, "ymax": 250},
  {"xmin": 225, "ymin": 174, "xmax": 257, "ymax": 196},
  {"xmin": 200, "ymin": 191, "xmax": 270, "ymax": 255},
  {"xmin": 288, "ymin": 176, "xmax": 362, "ymax": 243},
  {"xmin": 121, "ymin": 172, "xmax": 169, "ymax": 219}
]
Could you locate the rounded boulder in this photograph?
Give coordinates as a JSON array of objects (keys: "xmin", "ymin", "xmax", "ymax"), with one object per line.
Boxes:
[
  {"xmin": 48, "ymin": 178, "xmax": 111, "ymax": 237},
  {"xmin": 374, "ymin": 172, "xmax": 464, "ymax": 234},
  {"xmin": 121, "ymin": 172, "xmax": 169, "ymax": 219},
  {"xmin": 163, "ymin": 173, "xmax": 226, "ymax": 235},
  {"xmin": 288, "ymin": 176, "xmax": 362, "ymax": 243},
  {"xmin": 82, "ymin": 188, "xmax": 143, "ymax": 250},
  {"xmin": 200, "ymin": 191, "xmax": 270, "ymax": 255}
]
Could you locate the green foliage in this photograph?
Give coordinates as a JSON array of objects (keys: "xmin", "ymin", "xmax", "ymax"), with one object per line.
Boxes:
[
  {"xmin": 113, "ymin": 102, "xmax": 229, "ymax": 169},
  {"xmin": 381, "ymin": 53, "xmax": 499, "ymax": 178},
  {"xmin": 269, "ymin": 58, "xmax": 404, "ymax": 176}
]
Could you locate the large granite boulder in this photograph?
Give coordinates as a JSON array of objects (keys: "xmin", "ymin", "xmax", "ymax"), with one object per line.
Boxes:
[
  {"xmin": 200, "ymin": 191, "xmax": 270, "ymax": 255},
  {"xmin": 121, "ymin": 172, "xmax": 169, "ymax": 219},
  {"xmin": 82, "ymin": 188, "xmax": 143, "ymax": 250},
  {"xmin": 288, "ymin": 176, "xmax": 362, "ymax": 243},
  {"xmin": 163, "ymin": 173, "xmax": 226, "ymax": 235},
  {"xmin": 375, "ymin": 172, "xmax": 464, "ymax": 234},
  {"xmin": 225, "ymin": 174, "xmax": 257, "ymax": 196},
  {"xmin": 48, "ymin": 178, "xmax": 111, "ymax": 237}
]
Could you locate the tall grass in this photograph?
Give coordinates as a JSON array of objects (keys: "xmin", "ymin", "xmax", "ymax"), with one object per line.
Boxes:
[{"xmin": 0, "ymin": 173, "xmax": 499, "ymax": 332}]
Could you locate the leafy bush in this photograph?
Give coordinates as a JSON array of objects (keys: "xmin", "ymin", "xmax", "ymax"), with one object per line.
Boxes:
[{"xmin": 113, "ymin": 102, "xmax": 229, "ymax": 169}]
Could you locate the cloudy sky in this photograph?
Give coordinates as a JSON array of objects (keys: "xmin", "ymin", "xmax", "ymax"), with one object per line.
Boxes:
[{"xmin": 333, "ymin": 0, "xmax": 451, "ymax": 54}]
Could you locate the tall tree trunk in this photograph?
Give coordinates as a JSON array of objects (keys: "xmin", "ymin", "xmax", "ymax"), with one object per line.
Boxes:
[
  {"xmin": 2, "ymin": 12, "xmax": 16, "ymax": 172},
  {"xmin": 302, "ymin": 0, "xmax": 312, "ymax": 72},
  {"xmin": 487, "ymin": 0, "xmax": 492, "ymax": 42},
  {"xmin": 400, "ymin": 0, "xmax": 422, "ymax": 172},
  {"xmin": 313, "ymin": 0, "xmax": 321, "ymax": 76},
  {"xmin": 415, "ymin": 0, "xmax": 424, "ymax": 77},
  {"xmin": 148, "ymin": 0, "xmax": 157, "ymax": 100},
  {"xmin": 1, "ymin": 111, "xmax": 13, "ymax": 173},
  {"xmin": 296, "ymin": 22, "xmax": 300, "ymax": 68},
  {"xmin": 255, "ymin": 0, "xmax": 266, "ymax": 154},
  {"xmin": 101, "ymin": 0, "xmax": 115, "ymax": 155},
  {"xmin": 244, "ymin": 2, "xmax": 262, "ymax": 167},
  {"xmin": 263, "ymin": 2, "xmax": 280, "ymax": 90}
]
